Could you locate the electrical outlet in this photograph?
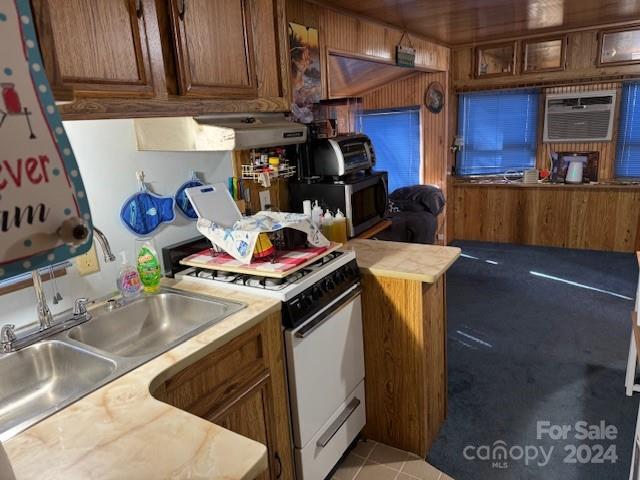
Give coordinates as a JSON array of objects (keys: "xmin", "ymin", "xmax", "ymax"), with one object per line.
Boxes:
[
  {"xmin": 74, "ymin": 243, "xmax": 100, "ymax": 276},
  {"xmin": 259, "ymin": 190, "xmax": 271, "ymax": 210}
]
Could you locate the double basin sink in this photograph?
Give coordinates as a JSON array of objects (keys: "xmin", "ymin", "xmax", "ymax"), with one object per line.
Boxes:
[{"xmin": 0, "ymin": 287, "xmax": 245, "ymax": 441}]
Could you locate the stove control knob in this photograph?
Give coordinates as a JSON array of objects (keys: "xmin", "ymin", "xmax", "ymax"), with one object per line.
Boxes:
[
  {"xmin": 303, "ymin": 294, "xmax": 313, "ymax": 307},
  {"xmin": 324, "ymin": 278, "xmax": 335, "ymax": 291},
  {"xmin": 312, "ymin": 286, "xmax": 322, "ymax": 300},
  {"xmin": 344, "ymin": 265, "xmax": 355, "ymax": 277},
  {"xmin": 293, "ymin": 300, "xmax": 303, "ymax": 311}
]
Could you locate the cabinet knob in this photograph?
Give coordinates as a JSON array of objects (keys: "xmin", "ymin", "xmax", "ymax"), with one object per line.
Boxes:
[{"xmin": 135, "ymin": 0, "xmax": 143, "ymax": 18}]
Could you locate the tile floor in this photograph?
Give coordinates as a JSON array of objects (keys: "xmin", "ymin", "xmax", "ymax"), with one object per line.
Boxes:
[{"xmin": 332, "ymin": 439, "xmax": 454, "ymax": 480}]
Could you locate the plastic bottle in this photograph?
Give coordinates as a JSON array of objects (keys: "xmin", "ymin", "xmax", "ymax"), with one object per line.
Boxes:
[
  {"xmin": 135, "ymin": 239, "xmax": 161, "ymax": 293},
  {"xmin": 321, "ymin": 210, "xmax": 334, "ymax": 241},
  {"xmin": 334, "ymin": 209, "xmax": 348, "ymax": 243},
  {"xmin": 117, "ymin": 251, "xmax": 142, "ymax": 298},
  {"xmin": 311, "ymin": 200, "xmax": 323, "ymax": 228},
  {"xmin": 302, "ymin": 200, "xmax": 312, "ymax": 217}
]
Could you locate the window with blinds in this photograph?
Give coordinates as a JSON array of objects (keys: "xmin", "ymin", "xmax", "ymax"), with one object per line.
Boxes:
[
  {"xmin": 616, "ymin": 82, "xmax": 640, "ymax": 179},
  {"xmin": 457, "ymin": 90, "xmax": 539, "ymax": 176},
  {"xmin": 358, "ymin": 107, "xmax": 421, "ymax": 193}
]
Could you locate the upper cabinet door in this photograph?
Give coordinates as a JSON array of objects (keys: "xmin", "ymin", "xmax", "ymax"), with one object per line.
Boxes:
[
  {"xmin": 33, "ymin": 0, "xmax": 154, "ymax": 97},
  {"xmin": 169, "ymin": 0, "xmax": 258, "ymax": 98}
]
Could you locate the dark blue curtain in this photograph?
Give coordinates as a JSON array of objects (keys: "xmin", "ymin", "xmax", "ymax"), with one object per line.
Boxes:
[
  {"xmin": 359, "ymin": 108, "xmax": 421, "ymax": 192},
  {"xmin": 457, "ymin": 90, "xmax": 539, "ymax": 175},
  {"xmin": 616, "ymin": 82, "xmax": 640, "ymax": 178}
]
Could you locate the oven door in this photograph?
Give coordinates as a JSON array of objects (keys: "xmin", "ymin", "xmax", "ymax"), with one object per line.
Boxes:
[
  {"xmin": 284, "ymin": 284, "xmax": 364, "ymax": 450},
  {"xmin": 346, "ymin": 173, "xmax": 388, "ymax": 237}
]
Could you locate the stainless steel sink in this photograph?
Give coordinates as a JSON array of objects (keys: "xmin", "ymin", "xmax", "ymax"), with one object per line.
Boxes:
[
  {"xmin": 67, "ymin": 291, "xmax": 242, "ymax": 358},
  {"xmin": 0, "ymin": 287, "xmax": 245, "ymax": 441},
  {"xmin": 0, "ymin": 340, "xmax": 116, "ymax": 441}
]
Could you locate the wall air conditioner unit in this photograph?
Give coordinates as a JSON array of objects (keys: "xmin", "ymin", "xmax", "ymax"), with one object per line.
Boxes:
[{"xmin": 543, "ymin": 90, "xmax": 616, "ymax": 142}]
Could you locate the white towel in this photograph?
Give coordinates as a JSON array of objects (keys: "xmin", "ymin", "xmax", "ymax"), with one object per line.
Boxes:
[{"xmin": 197, "ymin": 211, "xmax": 329, "ymax": 264}]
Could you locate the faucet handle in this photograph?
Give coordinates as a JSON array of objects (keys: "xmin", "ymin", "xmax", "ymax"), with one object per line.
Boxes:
[
  {"xmin": 72, "ymin": 298, "xmax": 90, "ymax": 316},
  {"xmin": 1, "ymin": 324, "xmax": 16, "ymax": 352}
]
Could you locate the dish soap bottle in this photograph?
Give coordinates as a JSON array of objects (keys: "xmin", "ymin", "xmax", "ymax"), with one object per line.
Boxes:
[
  {"xmin": 334, "ymin": 209, "xmax": 348, "ymax": 243},
  {"xmin": 117, "ymin": 251, "xmax": 142, "ymax": 298},
  {"xmin": 135, "ymin": 239, "xmax": 161, "ymax": 294}
]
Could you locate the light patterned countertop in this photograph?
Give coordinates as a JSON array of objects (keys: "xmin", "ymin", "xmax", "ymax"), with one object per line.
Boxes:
[
  {"xmin": 4, "ymin": 278, "xmax": 281, "ymax": 480},
  {"xmin": 344, "ymin": 239, "xmax": 461, "ymax": 283}
]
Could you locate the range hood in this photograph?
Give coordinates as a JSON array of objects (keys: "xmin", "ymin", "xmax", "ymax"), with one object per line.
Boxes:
[{"xmin": 134, "ymin": 113, "xmax": 307, "ymax": 151}]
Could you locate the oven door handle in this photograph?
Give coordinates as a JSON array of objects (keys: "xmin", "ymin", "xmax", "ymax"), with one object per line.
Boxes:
[
  {"xmin": 294, "ymin": 284, "xmax": 361, "ymax": 338},
  {"xmin": 316, "ymin": 397, "xmax": 361, "ymax": 448}
]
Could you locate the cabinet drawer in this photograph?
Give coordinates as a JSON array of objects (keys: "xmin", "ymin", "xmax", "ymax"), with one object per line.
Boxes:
[{"xmin": 156, "ymin": 324, "xmax": 268, "ymax": 417}]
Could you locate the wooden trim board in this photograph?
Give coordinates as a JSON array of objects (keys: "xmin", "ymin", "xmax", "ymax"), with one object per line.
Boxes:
[{"xmin": 179, "ymin": 242, "xmax": 343, "ymax": 278}]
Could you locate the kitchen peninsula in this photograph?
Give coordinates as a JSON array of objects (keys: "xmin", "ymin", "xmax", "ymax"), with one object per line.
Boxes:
[{"xmin": 345, "ymin": 239, "xmax": 461, "ymax": 456}]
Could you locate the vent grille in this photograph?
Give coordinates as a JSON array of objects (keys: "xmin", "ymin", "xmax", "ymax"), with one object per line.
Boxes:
[{"xmin": 547, "ymin": 111, "xmax": 612, "ymax": 140}]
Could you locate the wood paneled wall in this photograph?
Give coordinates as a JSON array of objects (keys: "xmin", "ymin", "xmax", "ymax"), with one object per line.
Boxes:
[
  {"xmin": 286, "ymin": 0, "xmax": 449, "ymax": 102},
  {"xmin": 361, "ymin": 72, "xmax": 451, "ymax": 242},
  {"xmin": 451, "ymin": 184, "xmax": 640, "ymax": 252},
  {"xmin": 536, "ymin": 82, "xmax": 622, "ymax": 181}
]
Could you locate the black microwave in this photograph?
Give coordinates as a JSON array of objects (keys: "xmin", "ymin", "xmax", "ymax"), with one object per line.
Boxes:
[{"xmin": 289, "ymin": 172, "xmax": 388, "ymax": 237}]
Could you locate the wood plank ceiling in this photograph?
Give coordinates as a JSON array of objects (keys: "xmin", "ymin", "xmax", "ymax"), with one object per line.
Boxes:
[{"xmin": 317, "ymin": 0, "xmax": 640, "ymax": 45}]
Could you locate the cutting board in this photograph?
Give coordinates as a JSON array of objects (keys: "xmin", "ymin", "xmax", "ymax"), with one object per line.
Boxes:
[
  {"xmin": 185, "ymin": 183, "xmax": 242, "ymax": 227},
  {"xmin": 180, "ymin": 242, "xmax": 343, "ymax": 278}
]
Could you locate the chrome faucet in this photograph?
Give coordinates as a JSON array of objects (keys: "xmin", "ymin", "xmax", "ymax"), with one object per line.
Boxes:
[
  {"xmin": 32, "ymin": 270, "xmax": 53, "ymax": 330},
  {"xmin": 0, "ymin": 227, "xmax": 115, "ymax": 353},
  {"xmin": 93, "ymin": 227, "xmax": 116, "ymax": 263}
]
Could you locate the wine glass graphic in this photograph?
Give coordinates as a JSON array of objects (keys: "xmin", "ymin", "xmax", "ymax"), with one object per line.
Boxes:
[{"xmin": 0, "ymin": 82, "xmax": 36, "ymax": 139}]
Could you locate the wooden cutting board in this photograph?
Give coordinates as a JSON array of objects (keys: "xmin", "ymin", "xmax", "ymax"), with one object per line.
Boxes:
[{"xmin": 179, "ymin": 242, "xmax": 343, "ymax": 278}]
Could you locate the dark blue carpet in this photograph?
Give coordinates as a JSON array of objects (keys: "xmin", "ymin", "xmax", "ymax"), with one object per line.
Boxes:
[{"xmin": 427, "ymin": 241, "xmax": 639, "ymax": 480}]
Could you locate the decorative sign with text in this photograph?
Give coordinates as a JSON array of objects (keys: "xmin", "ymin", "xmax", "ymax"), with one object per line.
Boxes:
[{"xmin": 0, "ymin": 0, "xmax": 92, "ymax": 280}]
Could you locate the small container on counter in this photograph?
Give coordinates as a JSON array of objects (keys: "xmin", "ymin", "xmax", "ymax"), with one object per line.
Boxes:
[{"xmin": 333, "ymin": 209, "xmax": 348, "ymax": 243}]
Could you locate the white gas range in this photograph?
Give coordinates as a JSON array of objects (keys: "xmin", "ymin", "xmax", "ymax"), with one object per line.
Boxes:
[{"xmin": 168, "ymin": 241, "xmax": 366, "ymax": 480}]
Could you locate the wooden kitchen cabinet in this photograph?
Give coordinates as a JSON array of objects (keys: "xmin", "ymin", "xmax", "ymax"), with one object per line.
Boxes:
[
  {"xmin": 168, "ymin": 0, "xmax": 257, "ymax": 97},
  {"xmin": 166, "ymin": 0, "xmax": 285, "ymax": 99},
  {"xmin": 30, "ymin": 0, "xmax": 289, "ymax": 116},
  {"xmin": 152, "ymin": 312, "xmax": 294, "ymax": 480},
  {"xmin": 31, "ymin": 0, "xmax": 155, "ymax": 97}
]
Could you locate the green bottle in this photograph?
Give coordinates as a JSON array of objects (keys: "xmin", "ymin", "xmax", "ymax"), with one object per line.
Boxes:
[{"xmin": 136, "ymin": 240, "xmax": 161, "ymax": 293}]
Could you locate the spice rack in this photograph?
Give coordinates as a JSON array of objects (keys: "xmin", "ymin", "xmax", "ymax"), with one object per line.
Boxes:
[
  {"xmin": 241, "ymin": 163, "xmax": 296, "ymax": 181},
  {"xmin": 241, "ymin": 147, "xmax": 297, "ymax": 185}
]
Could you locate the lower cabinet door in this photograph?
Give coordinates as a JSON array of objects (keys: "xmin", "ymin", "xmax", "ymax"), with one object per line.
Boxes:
[{"xmin": 210, "ymin": 374, "xmax": 284, "ymax": 480}]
